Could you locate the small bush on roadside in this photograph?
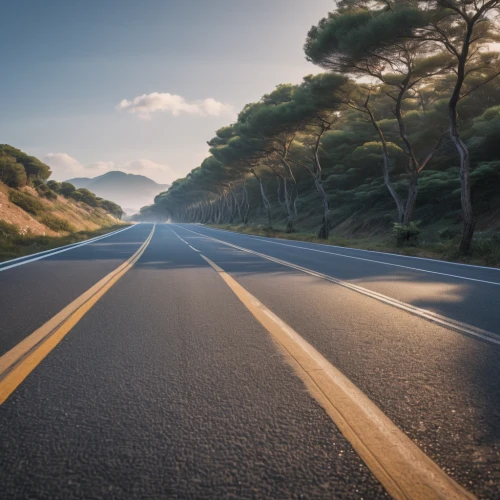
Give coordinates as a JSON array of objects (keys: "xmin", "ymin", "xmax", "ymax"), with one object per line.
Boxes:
[
  {"xmin": 8, "ymin": 189, "xmax": 44, "ymax": 215},
  {"xmin": 39, "ymin": 214, "xmax": 75, "ymax": 233},
  {"xmin": 393, "ymin": 222, "xmax": 420, "ymax": 246},
  {"xmin": 471, "ymin": 232, "xmax": 500, "ymax": 264},
  {"xmin": 0, "ymin": 220, "xmax": 19, "ymax": 239}
]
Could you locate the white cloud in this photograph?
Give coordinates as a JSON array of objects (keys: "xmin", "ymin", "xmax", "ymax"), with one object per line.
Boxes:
[
  {"xmin": 43, "ymin": 153, "xmax": 85, "ymax": 179},
  {"xmin": 118, "ymin": 92, "xmax": 234, "ymax": 120},
  {"xmin": 87, "ymin": 161, "xmax": 115, "ymax": 171}
]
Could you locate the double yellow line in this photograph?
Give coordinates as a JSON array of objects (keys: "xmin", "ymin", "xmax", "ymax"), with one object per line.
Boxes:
[
  {"xmin": 0, "ymin": 225, "xmax": 155, "ymax": 405},
  {"xmin": 169, "ymin": 226, "xmax": 475, "ymax": 500}
]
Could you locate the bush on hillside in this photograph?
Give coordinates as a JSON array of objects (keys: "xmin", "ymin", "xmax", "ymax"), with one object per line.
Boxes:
[
  {"xmin": 0, "ymin": 155, "xmax": 27, "ymax": 188},
  {"xmin": 0, "ymin": 220, "xmax": 19, "ymax": 239},
  {"xmin": 47, "ymin": 180, "xmax": 61, "ymax": 192},
  {"xmin": 393, "ymin": 222, "xmax": 421, "ymax": 246},
  {"xmin": 99, "ymin": 199, "xmax": 123, "ymax": 219},
  {"xmin": 34, "ymin": 182, "xmax": 58, "ymax": 200},
  {"xmin": 0, "ymin": 145, "xmax": 51, "ymax": 181},
  {"xmin": 38, "ymin": 214, "xmax": 75, "ymax": 233},
  {"xmin": 73, "ymin": 188, "xmax": 98, "ymax": 207},
  {"xmin": 59, "ymin": 182, "xmax": 76, "ymax": 197},
  {"xmin": 8, "ymin": 190, "xmax": 44, "ymax": 215}
]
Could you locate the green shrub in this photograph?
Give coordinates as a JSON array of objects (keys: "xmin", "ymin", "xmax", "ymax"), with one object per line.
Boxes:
[
  {"xmin": 0, "ymin": 155, "xmax": 27, "ymax": 188},
  {"xmin": 47, "ymin": 180, "xmax": 61, "ymax": 192},
  {"xmin": 0, "ymin": 220, "xmax": 19, "ymax": 239},
  {"xmin": 59, "ymin": 182, "xmax": 76, "ymax": 197},
  {"xmin": 8, "ymin": 190, "xmax": 44, "ymax": 215},
  {"xmin": 38, "ymin": 214, "xmax": 75, "ymax": 233},
  {"xmin": 74, "ymin": 188, "xmax": 98, "ymax": 207},
  {"xmin": 393, "ymin": 222, "xmax": 420, "ymax": 246},
  {"xmin": 35, "ymin": 182, "xmax": 58, "ymax": 200},
  {"xmin": 471, "ymin": 232, "xmax": 500, "ymax": 264}
]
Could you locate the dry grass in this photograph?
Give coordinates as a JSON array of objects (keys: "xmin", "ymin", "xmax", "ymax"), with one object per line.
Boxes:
[{"xmin": 0, "ymin": 222, "xmax": 130, "ymax": 262}]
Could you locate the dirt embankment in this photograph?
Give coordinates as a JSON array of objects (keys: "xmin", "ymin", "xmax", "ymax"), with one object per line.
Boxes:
[{"xmin": 0, "ymin": 183, "xmax": 121, "ymax": 236}]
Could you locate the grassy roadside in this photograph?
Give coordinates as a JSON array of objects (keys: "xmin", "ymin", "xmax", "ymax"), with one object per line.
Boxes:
[
  {"xmin": 0, "ymin": 221, "xmax": 131, "ymax": 262},
  {"xmin": 208, "ymin": 224, "xmax": 500, "ymax": 268}
]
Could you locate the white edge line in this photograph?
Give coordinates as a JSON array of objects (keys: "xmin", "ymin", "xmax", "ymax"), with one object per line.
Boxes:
[
  {"xmin": 199, "ymin": 224, "xmax": 500, "ymax": 273},
  {"xmin": 188, "ymin": 226, "xmax": 500, "ymax": 286},
  {"xmin": 0, "ymin": 225, "xmax": 137, "ymax": 272},
  {"xmin": 0, "ymin": 224, "xmax": 137, "ymax": 266},
  {"xmin": 175, "ymin": 224, "xmax": 500, "ymax": 346}
]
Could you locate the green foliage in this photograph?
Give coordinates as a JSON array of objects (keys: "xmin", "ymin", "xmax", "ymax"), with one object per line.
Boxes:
[
  {"xmin": 38, "ymin": 214, "xmax": 75, "ymax": 233},
  {"xmin": 59, "ymin": 182, "xmax": 77, "ymax": 197},
  {"xmin": 72, "ymin": 188, "xmax": 98, "ymax": 206},
  {"xmin": 99, "ymin": 199, "xmax": 123, "ymax": 219},
  {"xmin": 0, "ymin": 155, "xmax": 27, "ymax": 188},
  {"xmin": 34, "ymin": 182, "xmax": 58, "ymax": 200},
  {"xmin": 0, "ymin": 145, "xmax": 51, "ymax": 181},
  {"xmin": 471, "ymin": 232, "xmax": 500, "ymax": 265},
  {"xmin": 393, "ymin": 222, "xmax": 421, "ymax": 246},
  {"xmin": 8, "ymin": 190, "xmax": 44, "ymax": 215},
  {"xmin": 0, "ymin": 220, "xmax": 19, "ymax": 239},
  {"xmin": 47, "ymin": 180, "xmax": 61, "ymax": 192}
]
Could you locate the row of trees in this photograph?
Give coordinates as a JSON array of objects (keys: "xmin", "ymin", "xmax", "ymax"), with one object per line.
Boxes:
[
  {"xmin": 148, "ymin": 0, "xmax": 500, "ymax": 253},
  {"xmin": 0, "ymin": 144, "xmax": 124, "ymax": 220}
]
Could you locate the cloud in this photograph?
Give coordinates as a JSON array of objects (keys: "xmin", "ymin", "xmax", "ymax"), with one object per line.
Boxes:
[
  {"xmin": 43, "ymin": 153, "xmax": 85, "ymax": 178},
  {"xmin": 87, "ymin": 161, "xmax": 115, "ymax": 171},
  {"xmin": 118, "ymin": 92, "xmax": 234, "ymax": 119},
  {"xmin": 121, "ymin": 159, "xmax": 165, "ymax": 172}
]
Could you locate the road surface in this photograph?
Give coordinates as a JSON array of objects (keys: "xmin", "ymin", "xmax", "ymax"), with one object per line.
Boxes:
[{"xmin": 0, "ymin": 223, "xmax": 499, "ymax": 499}]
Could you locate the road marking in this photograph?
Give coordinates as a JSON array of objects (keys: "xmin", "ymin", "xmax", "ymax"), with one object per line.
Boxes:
[
  {"xmin": 201, "ymin": 225, "xmax": 500, "ymax": 272},
  {"xmin": 200, "ymin": 253, "xmax": 475, "ymax": 500},
  {"xmin": 193, "ymin": 226, "xmax": 500, "ymax": 286},
  {"xmin": 175, "ymin": 225, "xmax": 500, "ymax": 346},
  {"xmin": 0, "ymin": 225, "xmax": 155, "ymax": 405},
  {"xmin": 0, "ymin": 224, "xmax": 135, "ymax": 272},
  {"xmin": 169, "ymin": 227, "xmax": 200, "ymax": 252}
]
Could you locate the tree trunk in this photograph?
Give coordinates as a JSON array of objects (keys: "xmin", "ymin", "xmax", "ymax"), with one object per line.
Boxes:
[
  {"xmin": 283, "ymin": 178, "xmax": 295, "ymax": 233},
  {"xmin": 450, "ymin": 112, "xmax": 475, "ymax": 254},
  {"xmin": 276, "ymin": 176, "xmax": 284, "ymax": 206},
  {"xmin": 252, "ymin": 170, "xmax": 272, "ymax": 227},
  {"xmin": 315, "ymin": 179, "xmax": 331, "ymax": 239},
  {"xmin": 403, "ymin": 172, "xmax": 418, "ymax": 225},
  {"xmin": 242, "ymin": 179, "xmax": 250, "ymax": 224},
  {"xmin": 365, "ymin": 102, "xmax": 405, "ymax": 223}
]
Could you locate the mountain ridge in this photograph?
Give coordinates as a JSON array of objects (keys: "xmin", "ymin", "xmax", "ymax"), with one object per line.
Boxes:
[{"xmin": 66, "ymin": 171, "xmax": 170, "ymax": 213}]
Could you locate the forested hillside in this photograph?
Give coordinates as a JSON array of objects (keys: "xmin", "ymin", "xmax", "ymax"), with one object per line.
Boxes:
[
  {"xmin": 0, "ymin": 145, "xmax": 125, "ymax": 260},
  {"xmin": 142, "ymin": 0, "xmax": 500, "ymax": 260}
]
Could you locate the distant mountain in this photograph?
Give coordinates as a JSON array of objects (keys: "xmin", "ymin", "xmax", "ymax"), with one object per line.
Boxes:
[{"xmin": 66, "ymin": 171, "xmax": 170, "ymax": 213}]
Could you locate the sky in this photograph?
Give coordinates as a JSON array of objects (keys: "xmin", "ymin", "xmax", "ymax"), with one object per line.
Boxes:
[{"xmin": 0, "ymin": 0, "xmax": 333, "ymax": 185}]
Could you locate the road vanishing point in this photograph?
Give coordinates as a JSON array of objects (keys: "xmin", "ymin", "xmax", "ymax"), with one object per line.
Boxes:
[{"xmin": 1, "ymin": 223, "xmax": 499, "ymax": 499}]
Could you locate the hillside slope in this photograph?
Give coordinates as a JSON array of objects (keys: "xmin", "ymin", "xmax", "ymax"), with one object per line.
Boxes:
[
  {"xmin": 0, "ymin": 182, "xmax": 121, "ymax": 237},
  {"xmin": 67, "ymin": 171, "xmax": 170, "ymax": 213}
]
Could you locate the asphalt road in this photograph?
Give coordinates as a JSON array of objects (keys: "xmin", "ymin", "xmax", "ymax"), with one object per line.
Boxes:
[{"xmin": 0, "ymin": 222, "xmax": 499, "ymax": 499}]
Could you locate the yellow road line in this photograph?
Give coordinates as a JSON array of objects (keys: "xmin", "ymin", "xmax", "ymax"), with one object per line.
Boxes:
[
  {"xmin": 199, "ymin": 253, "xmax": 475, "ymax": 500},
  {"xmin": 0, "ymin": 225, "xmax": 156, "ymax": 405}
]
